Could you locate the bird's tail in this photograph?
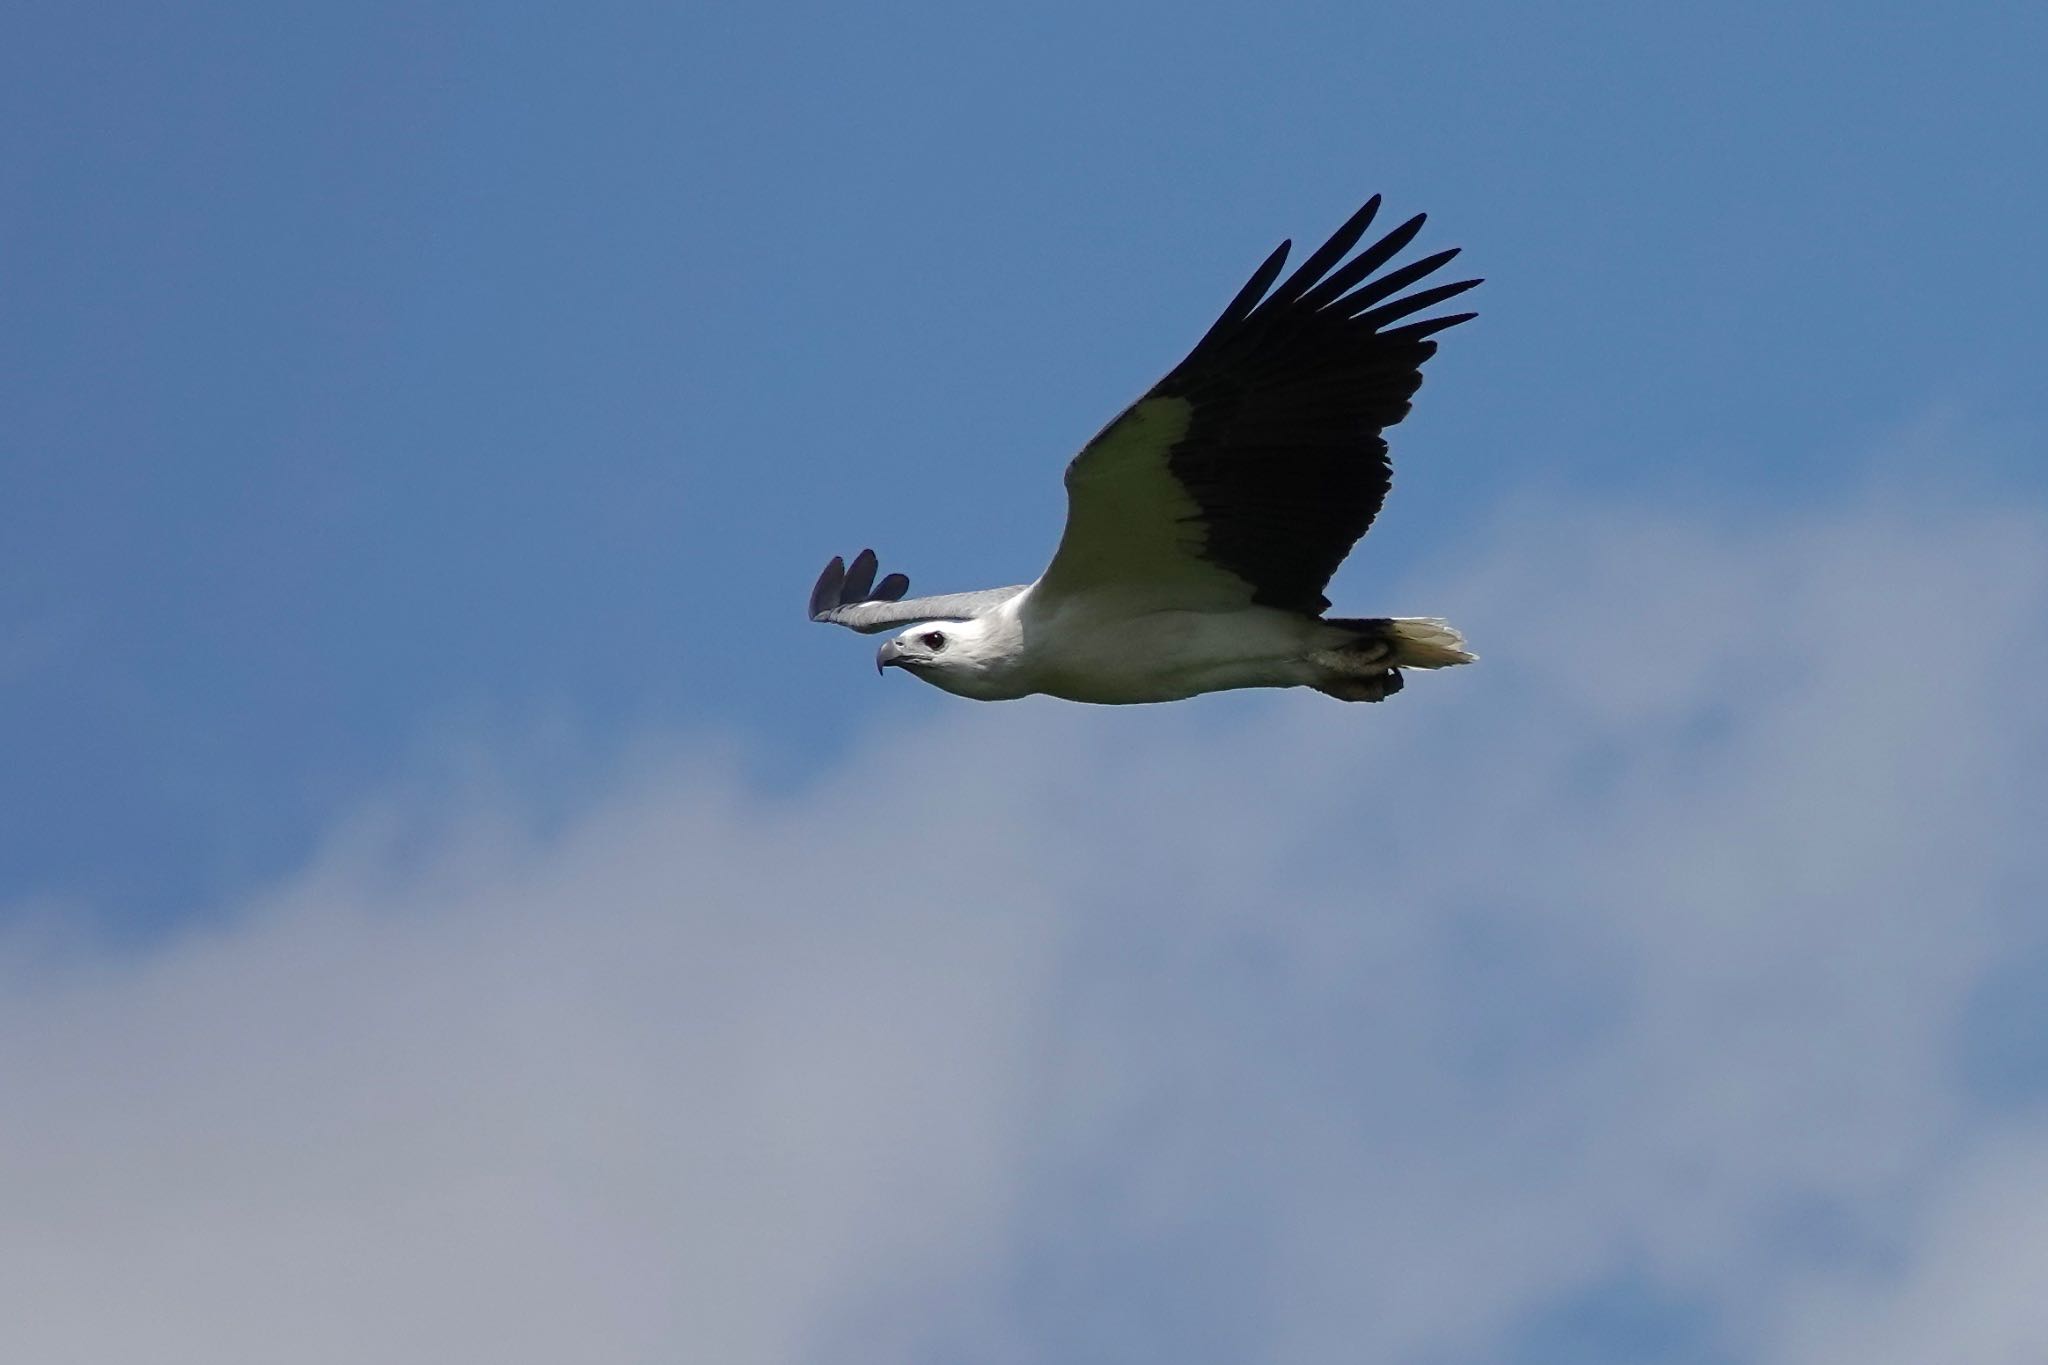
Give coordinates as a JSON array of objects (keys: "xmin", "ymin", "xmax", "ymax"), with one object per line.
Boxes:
[
  {"xmin": 1312, "ymin": 617, "xmax": 1475, "ymax": 702},
  {"xmin": 1326, "ymin": 616, "xmax": 1476, "ymax": 669}
]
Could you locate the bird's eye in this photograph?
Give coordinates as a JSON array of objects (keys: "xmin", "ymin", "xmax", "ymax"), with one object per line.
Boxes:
[{"xmin": 921, "ymin": 631, "xmax": 946, "ymax": 651}]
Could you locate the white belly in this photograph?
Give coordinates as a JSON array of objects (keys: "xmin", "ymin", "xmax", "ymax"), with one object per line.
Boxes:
[{"xmin": 1018, "ymin": 605, "xmax": 1329, "ymax": 704}]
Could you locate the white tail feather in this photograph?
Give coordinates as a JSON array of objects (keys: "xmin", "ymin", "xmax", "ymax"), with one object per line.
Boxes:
[{"xmin": 1387, "ymin": 617, "xmax": 1476, "ymax": 668}]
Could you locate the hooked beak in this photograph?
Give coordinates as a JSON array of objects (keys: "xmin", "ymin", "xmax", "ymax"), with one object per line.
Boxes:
[{"xmin": 875, "ymin": 639, "xmax": 906, "ymax": 675}]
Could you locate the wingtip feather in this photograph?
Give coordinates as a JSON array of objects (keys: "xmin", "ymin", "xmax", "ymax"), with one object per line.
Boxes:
[
  {"xmin": 810, "ymin": 550, "xmax": 916, "ymax": 622},
  {"xmin": 843, "ymin": 548, "xmax": 878, "ymax": 602},
  {"xmin": 1297, "ymin": 211, "xmax": 1430, "ymax": 313},
  {"xmin": 1189, "ymin": 238, "xmax": 1293, "ymax": 357},
  {"xmin": 1261, "ymin": 196, "xmax": 1385, "ymax": 313},
  {"xmin": 1353, "ymin": 276, "xmax": 1484, "ymax": 331},
  {"xmin": 809, "ymin": 556, "xmax": 847, "ymax": 620}
]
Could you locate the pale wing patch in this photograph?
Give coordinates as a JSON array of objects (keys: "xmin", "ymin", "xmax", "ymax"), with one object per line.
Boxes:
[{"xmin": 1036, "ymin": 396, "xmax": 1252, "ymax": 609}]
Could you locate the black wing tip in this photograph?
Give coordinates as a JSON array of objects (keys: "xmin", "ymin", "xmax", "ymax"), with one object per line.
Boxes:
[
  {"xmin": 1196, "ymin": 198, "xmax": 1481, "ymax": 354},
  {"xmin": 1352, "ymin": 275, "xmax": 1485, "ymax": 332},
  {"xmin": 809, "ymin": 549, "xmax": 908, "ymax": 621},
  {"xmin": 808, "ymin": 555, "xmax": 846, "ymax": 620},
  {"xmin": 1378, "ymin": 312, "xmax": 1479, "ymax": 352},
  {"xmin": 842, "ymin": 547, "xmax": 878, "ymax": 602},
  {"xmin": 1258, "ymin": 196, "xmax": 1387, "ymax": 317},
  {"xmin": 1187, "ymin": 237, "xmax": 1293, "ymax": 359}
]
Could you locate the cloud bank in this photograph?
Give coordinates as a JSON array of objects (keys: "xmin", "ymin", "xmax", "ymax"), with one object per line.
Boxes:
[{"xmin": 4, "ymin": 478, "xmax": 2047, "ymax": 1364}]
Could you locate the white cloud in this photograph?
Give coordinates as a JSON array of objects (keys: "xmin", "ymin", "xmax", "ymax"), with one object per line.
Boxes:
[
  {"xmin": 4, "ymin": 482, "xmax": 2047, "ymax": 1364},
  {"xmin": 1774, "ymin": 1128, "xmax": 2048, "ymax": 1365}
]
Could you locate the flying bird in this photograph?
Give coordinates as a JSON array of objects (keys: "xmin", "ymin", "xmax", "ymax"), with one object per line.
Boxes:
[{"xmin": 809, "ymin": 195, "xmax": 1479, "ymax": 705}]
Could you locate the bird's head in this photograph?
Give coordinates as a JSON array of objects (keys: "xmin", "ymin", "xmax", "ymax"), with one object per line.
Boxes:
[{"xmin": 875, "ymin": 618, "xmax": 1015, "ymax": 698}]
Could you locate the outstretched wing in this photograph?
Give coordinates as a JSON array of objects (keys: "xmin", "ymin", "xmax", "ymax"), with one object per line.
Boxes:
[
  {"xmin": 808, "ymin": 549, "xmax": 1025, "ymax": 634},
  {"xmin": 1035, "ymin": 196, "xmax": 1478, "ymax": 616}
]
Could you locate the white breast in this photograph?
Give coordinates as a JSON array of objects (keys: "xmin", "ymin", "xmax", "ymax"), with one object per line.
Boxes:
[{"xmin": 1018, "ymin": 598, "xmax": 1329, "ymax": 704}]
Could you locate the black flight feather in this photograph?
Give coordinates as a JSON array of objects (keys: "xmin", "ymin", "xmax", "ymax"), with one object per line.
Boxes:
[
  {"xmin": 1184, "ymin": 239, "xmax": 1292, "ymax": 362},
  {"xmin": 808, "ymin": 556, "xmax": 846, "ymax": 620},
  {"xmin": 1297, "ymin": 212, "xmax": 1428, "ymax": 313},
  {"xmin": 841, "ymin": 548, "xmax": 878, "ymax": 602},
  {"xmin": 1350, "ymin": 277, "xmax": 1483, "ymax": 331},
  {"xmin": 1331, "ymin": 248, "xmax": 1462, "ymax": 319},
  {"xmin": 1143, "ymin": 198, "xmax": 1479, "ymax": 614},
  {"xmin": 1255, "ymin": 195, "xmax": 1381, "ymax": 319}
]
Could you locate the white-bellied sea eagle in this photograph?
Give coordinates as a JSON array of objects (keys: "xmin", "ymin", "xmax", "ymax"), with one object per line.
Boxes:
[{"xmin": 808, "ymin": 195, "xmax": 1479, "ymax": 704}]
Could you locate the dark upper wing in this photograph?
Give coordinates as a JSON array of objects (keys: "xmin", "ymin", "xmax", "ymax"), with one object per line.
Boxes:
[
  {"xmin": 807, "ymin": 549, "xmax": 1026, "ymax": 634},
  {"xmin": 1034, "ymin": 196, "xmax": 1478, "ymax": 615}
]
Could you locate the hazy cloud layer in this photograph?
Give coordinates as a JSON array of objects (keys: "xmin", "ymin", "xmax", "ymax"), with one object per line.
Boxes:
[{"xmin": 4, "ymin": 483, "xmax": 2046, "ymax": 1364}]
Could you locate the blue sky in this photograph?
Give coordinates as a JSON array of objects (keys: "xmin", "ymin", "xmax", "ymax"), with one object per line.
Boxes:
[
  {"xmin": 7, "ymin": 0, "xmax": 2044, "ymax": 927},
  {"xmin": 5, "ymin": 3, "xmax": 2048, "ymax": 1362}
]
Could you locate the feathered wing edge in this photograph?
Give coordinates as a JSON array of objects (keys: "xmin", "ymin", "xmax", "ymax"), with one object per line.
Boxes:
[
  {"xmin": 808, "ymin": 549, "xmax": 1026, "ymax": 634},
  {"xmin": 1183, "ymin": 195, "xmax": 1482, "ymax": 370},
  {"xmin": 1141, "ymin": 197, "xmax": 1482, "ymax": 613}
]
